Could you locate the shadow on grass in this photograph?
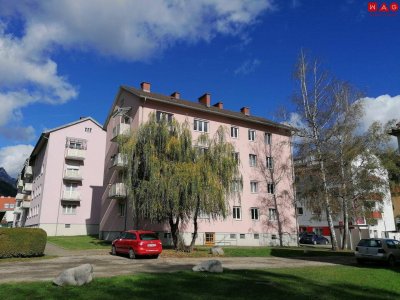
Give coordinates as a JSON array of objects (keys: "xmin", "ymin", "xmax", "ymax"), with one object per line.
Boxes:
[{"xmin": 1, "ymin": 269, "xmax": 399, "ymax": 300}]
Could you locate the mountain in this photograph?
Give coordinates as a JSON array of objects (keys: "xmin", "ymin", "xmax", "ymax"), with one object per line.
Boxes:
[{"xmin": 0, "ymin": 168, "xmax": 17, "ymax": 197}]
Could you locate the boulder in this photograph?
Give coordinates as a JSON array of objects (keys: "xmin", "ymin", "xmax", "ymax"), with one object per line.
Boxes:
[
  {"xmin": 192, "ymin": 260, "xmax": 223, "ymax": 273},
  {"xmin": 209, "ymin": 246, "xmax": 224, "ymax": 256},
  {"xmin": 53, "ymin": 264, "xmax": 94, "ymax": 286}
]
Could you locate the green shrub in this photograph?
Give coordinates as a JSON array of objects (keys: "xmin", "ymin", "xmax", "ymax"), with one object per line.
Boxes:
[{"xmin": 0, "ymin": 228, "xmax": 47, "ymax": 258}]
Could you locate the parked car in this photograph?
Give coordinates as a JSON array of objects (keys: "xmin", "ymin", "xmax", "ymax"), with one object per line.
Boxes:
[
  {"xmin": 298, "ymin": 231, "xmax": 308, "ymax": 241},
  {"xmin": 111, "ymin": 230, "xmax": 162, "ymax": 259},
  {"xmin": 299, "ymin": 233, "xmax": 329, "ymax": 245},
  {"xmin": 355, "ymin": 238, "xmax": 400, "ymax": 266}
]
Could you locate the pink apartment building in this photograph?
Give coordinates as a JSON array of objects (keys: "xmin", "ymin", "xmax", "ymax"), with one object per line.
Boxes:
[
  {"xmin": 13, "ymin": 117, "xmax": 106, "ymax": 236},
  {"xmin": 100, "ymin": 82, "xmax": 297, "ymax": 246}
]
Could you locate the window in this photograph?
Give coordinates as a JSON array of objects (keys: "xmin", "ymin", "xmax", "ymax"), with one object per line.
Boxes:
[
  {"xmin": 232, "ymin": 180, "xmax": 241, "ymax": 192},
  {"xmin": 254, "ymin": 233, "xmax": 260, "ymax": 239},
  {"xmin": 233, "ymin": 206, "xmax": 241, "ymax": 220},
  {"xmin": 62, "ymin": 205, "xmax": 76, "ymax": 215},
  {"xmin": 240, "ymin": 234, "xmax": 245, "ymax": 239},
  {"xmin": 266, "ymin": 157, "xmax": 273, "ymax": 169},
  {"xmin": 232, "ymin": 152, "xmax": 240, "ymax": 163},
  {"xmin": 269, "ymin": 208, "xmax": 277, "ymax": 221},
  {"xmin": 156, "ymin": 111, "xmax": 173, "ymax": 123},
  {"xmin": 119, "ymin": 203, "xmax": 126, "ymax": 217},
  {"xmin": 251, "ymin": 208, "xmax": 259, "ymax": 220},
  {"xmin": 65, "ymin": 224, "xmax": 71, "ymax": 228},
  {"xmin": 249, "ymin": 154, "xmax": 257, "ymax": 167},
  {"xmin": 297, "ymin": 207, "xmax": 304, "ymax": 215},
  {"xmin": 164, "ymin": 233, "xmax": 171, "ymax": 239},
  {"xmin": 271, "ymin": 234, "xmax": 277, "ymax": 240},
  {"xmin": 264, "ymin": 132, "xmax": 272, "ymax": 144},
  {"xmin": 4, "ymin": 204, "xmax": 9, "ymax": 208},
  {"xmin": 85, "ymin": 127, "xmax": 92, "ymax": 133},
  {"xmin": 267, "ymin": 183, "xmax": 275, "ymax": 194},
  {"xmin": 248, "ymin": 129, "xmax": 256, "ymax": 141},
  {"xmin": 196, "ymin": 146, "xmax": 208, "ymax": 155},
  {"xmin": 231, "ymin": 126, "xmax": 239, "ymax": 138},
  {"xmin": 194, "ymin": 119, "xmax": 209, "ymax": 133},
  {"xmin": 10, "ymin": 204, "xmax": 14, "ymax": 208},
  {"xmin": 230, "ymin": 234, "xmax": 236, "ymax": 239},
  {"xmin": 250, "ymin": 181, "xmax": 258, "ymax": 193},
  {"xmin": 66, "ymin": 138, "xmax": 87, "ymax": 150}
]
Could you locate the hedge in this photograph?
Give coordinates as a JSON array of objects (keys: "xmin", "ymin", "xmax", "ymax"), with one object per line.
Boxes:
[{"xmin": 0, "ymin": 228, "xmax": 47, "ymax": 258}]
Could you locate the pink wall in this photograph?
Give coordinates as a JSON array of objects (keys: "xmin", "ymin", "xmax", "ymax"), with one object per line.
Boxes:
[
  {"xmin": 100, "ymin": 89, "xmax": 296, "ymax": 237},
  {"xmin": 26, "ymin": 119, "xmax": 106, "ymax": 230}
]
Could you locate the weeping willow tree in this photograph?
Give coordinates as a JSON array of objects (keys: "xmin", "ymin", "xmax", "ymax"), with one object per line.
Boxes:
[{"xmin": 119, "ymin": 113, "xmax": 240, "ymax": 250}]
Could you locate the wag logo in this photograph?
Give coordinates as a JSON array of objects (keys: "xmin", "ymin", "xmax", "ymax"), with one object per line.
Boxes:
[{"xmin": 368, "ymin": 2, "xmax": 399, "ymax": 14}]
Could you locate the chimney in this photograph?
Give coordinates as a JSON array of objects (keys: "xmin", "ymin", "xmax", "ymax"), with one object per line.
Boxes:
[
  {"xmin": 140, "ymin": 82, "xmax": 151, "ymax": 92},
  {"xmin": 198, "ymin": 93, "xmax": 211, "ymax": 107},
  {"xmin": 240, "ymin": 107, "xmax": 250, "ymax": 116},
  {"xmin": 171, "ymin": 92, "xmax": 180, "ymax": 99},
  {"xmin": 213, "ymin": 102, "xmax": 223, "ymax": 109}
]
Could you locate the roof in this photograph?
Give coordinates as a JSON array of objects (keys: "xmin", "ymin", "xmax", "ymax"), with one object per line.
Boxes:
[
  {"xmin": 104, "ymin": 85, "xmax": 294, "ymax": 133},
  {"xmin": 0, "ymin": 196, "xmax": 16, "ymax": 211},
  {"xmin": 30, "ymin": 117, "xmax": 104, "ymax": 159}
]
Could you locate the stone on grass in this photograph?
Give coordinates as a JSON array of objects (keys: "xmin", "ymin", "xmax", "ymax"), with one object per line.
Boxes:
[
  {"xmin": 192, "ymin": 260, "xmax": 223, "ymax": 273},
  {"xmin": 53, "ymin": 263, "xmax": 94, "ymax": 286},
  {"xmin": 209, "ymin": 246, "xmax": 224, "ymax": 256}
]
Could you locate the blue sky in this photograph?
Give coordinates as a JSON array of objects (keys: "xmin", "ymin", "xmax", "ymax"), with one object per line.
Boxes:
[{"xmin": 0, "ymin": 0, "xmax": 399, "ymax": 177}]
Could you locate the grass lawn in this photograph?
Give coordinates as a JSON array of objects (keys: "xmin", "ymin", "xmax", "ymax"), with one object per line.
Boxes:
[
  {"xmin": 47, "ymin": 235, "xmax": 353, "ymax": 258},
  {"xmin": 47, "ymin": 235, "xmax": 111, "ymax": 250},
  {"xmin": 1, "ymin": 266, "xmax": 399, "ymax": 300}
]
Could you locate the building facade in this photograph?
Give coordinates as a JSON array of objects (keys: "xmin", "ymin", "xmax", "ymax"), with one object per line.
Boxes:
[
  {"xmin": 99, "ymin": 82, "xmax": 297, "ymax": 246},
  {"xmin": 13, "ymin": 117, "xmax": 106, "ymax": 236},
  {"xmin": 0, "ymin": 196, "xmax": 16, "ymax": 227}
]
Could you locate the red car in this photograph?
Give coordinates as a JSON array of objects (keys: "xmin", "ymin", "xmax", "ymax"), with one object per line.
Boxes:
[{"xmin": 111, "ymin": 230, "xmax": 162, "ymax": 259}]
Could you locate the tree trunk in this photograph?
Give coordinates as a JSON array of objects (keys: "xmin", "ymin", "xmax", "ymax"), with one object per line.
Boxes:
[
  {"xmin": 272, "ymin": 193, "xmax": 284, "ymax": 247},
  {"xmin": 342, "ymin": 199, "xmax": 349, "ymax": 250},
  {"xmin": 189, "ymin": 197, "xmax": 201, "ymax": 251},
  {"xmin": 169, "ymin": 215, "xmax": 180, "ymax": 249}
]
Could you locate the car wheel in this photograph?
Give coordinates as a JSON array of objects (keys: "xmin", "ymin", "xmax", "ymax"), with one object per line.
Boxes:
[
  {"xmin": 388, "ymin": 255, "xmax": 396, "ymax": 267},
  {"xmin": 153, "ymin": 254, "xmax": 159, "ymax": 259},
  {"xmin": 111, "ymin": 246, "xmax": 117, "ymax": 256},
  {"xmin": 313, "ymin": 240, "xmax": 317, "ymax": 245},
  {"xmin": 129, "ymin": 248, "xmax": 136, "ymax": 259}
]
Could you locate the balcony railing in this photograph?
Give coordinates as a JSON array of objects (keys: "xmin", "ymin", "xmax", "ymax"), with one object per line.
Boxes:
[
  {"xmin": 16, "ymin": 193, "xmax": 24, "ymax": 201},
  {"xmin": 111, "ymin": 123, "xmax": 130, "ymax": 141},
  {"xmin": 13, "ymin": 207, "xmax": 23, "ymax": 214},
  {"xmin": 22, "ymin": 200, "xmax": 31, "ymax": 209},
  {"xmin": 61, "ymin": 190, "xmax": 80, "ymax": 201},
  {"xmin": 108, "ymin": 183, "xmax": 127, "ymax": 198},
  {"xmin": 23, "ymin": 166, "xmax": 33, "ymax": 178},
  {"xmin": 63, "ymin": 169, "xmax": 83, "ymax": 181},
  {"xmin": 17, "ymin": 179, "xmax": 24, "ymax": 188},
  {"xmin": 23, "ymin": 183, "xmax": 33, "ymax": 193},
  {"xmin": 65, "ymin": 148, "xmax": 86, "ymax": 160},
  {"xmin": 111, "ymin": 153, "xmax": 128, "ymax": 169}
]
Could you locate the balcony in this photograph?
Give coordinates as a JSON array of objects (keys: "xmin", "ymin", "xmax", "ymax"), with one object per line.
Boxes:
[
  {"xmin": 17, "ymin": 179, "xmax": 24, "ymax": 188},
  {"xmin": 23, "ymin": 183, "xmax": 33, "ymax": 193},
  {"xmin": 13, "ymin": 207, "xmax": 23, "ymax": 214},
  {"xmin": 111, "ymin": 123, "xmax": 131, "ymax": 141},
  {"xmin": 61, "ymin": 190, "xmax": 80, "ymax": 201},
  {"xmin": 108, "ymin": 183, "xmax": 127, "ymax": 199},
  {"xmin": 63, "ymin": 169, "xmax": 83, "ymax": 181},
  {"xmin": 22, "ymin": 200, "xmax": 31, "ymax": 209},
  {"xmin": 23, "ymin": 166, "xmax": 33, "ymax": 178},
  {"xmin": 16, "ymin": 193, "xmax": 24, "ymax": 201},
  {"xmin": 65, "ymin": 148, "xmax": 86, "ymax": 161},
  {"xmin": 111, "ymin": 153, "xmax": 128, "ymax": 169}
]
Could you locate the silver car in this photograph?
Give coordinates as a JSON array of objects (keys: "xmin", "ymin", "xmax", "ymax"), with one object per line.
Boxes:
[{"xmin": 355, "ymin": 238, "xmax": 400, "ymax": 267}]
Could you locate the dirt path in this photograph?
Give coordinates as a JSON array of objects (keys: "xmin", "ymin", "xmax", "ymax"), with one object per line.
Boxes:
[{"xmin": 0, "ymin": 243, "xmax": 355, "ymax": 283}]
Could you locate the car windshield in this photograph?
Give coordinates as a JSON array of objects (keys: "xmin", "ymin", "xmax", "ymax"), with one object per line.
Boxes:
[{"xmin": 139, "ymin": 233, "xmax": 158, "ymax": 241}]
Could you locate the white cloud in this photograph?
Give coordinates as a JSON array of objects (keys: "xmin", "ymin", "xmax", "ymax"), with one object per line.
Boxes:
[
  {"xmin": 358, "ymin": 95, "xmax": 400, "ymax": 132},
  {"xmin": 0, "ymin": 0, "xmax": 273, "ymax": 138},
  {"xmin": 0, "ymin": 144, "xmax": 33, "ymax": 178},
  {"xmin": 234, "ymin": 58, "xmax": 261, "ymax": 75}
]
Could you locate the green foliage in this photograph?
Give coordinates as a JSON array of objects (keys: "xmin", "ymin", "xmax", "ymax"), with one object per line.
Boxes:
[
  {"xmin": 1, "ymin": 267, "xmax": 400, "ymax": 299},
  {"xmin": 0, "ymin": 228, "xmax": 47, "ymax": 258},
  {"xmin": 119, "ymin": 114, "xmax": 240, "ymax": 248}
]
